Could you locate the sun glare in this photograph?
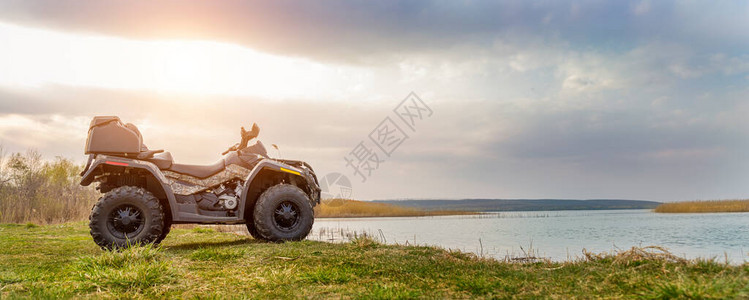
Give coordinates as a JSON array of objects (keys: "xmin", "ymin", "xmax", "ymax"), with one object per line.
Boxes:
[{"xmin": 0, "ymin": 22, "xmax": 369, "ymax": 98}]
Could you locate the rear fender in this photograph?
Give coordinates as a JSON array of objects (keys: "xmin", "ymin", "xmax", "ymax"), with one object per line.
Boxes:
[{"xmin": 80, "ymin": 155, "xmax": 178, "ymax": 221}]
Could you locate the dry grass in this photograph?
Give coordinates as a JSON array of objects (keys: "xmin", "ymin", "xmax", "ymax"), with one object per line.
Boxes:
[
  {"xmin": 583, "ymin": 245, "xmax": 688, "ymax": 265},
  {"xmin": 314, "ymin": 199, "xmax": 475, "ymax": 218},
  {"xmin": 0, "ymin": 149, "xmax": 98, "ymax": 224},
  {"xmin": 654, "ymin": 199, "xmax": 749, "ymax": 213}
]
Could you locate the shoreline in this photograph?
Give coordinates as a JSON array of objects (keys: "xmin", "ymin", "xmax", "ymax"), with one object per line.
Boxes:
[
  {"xmin": 314, "ymin": 199, "xmax": 665, "ymax": 218},
  {"xmin": 1, "ymin": 222, "xmax": 746, "ymax": 298}
]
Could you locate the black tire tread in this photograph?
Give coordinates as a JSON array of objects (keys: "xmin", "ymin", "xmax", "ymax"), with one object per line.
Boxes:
[
  {"xmin": 244, "ymin": 200, "xmax": 266, "ymax": 240},
  {"xmin": 253, "ymin": 184, "xmax": 314, "ymax": 242},
  {"xmin": 245, "ymin": 222, "xmax": 264, "ymax": 240},
  {"xmin": 155, "ymin": 219, "xmax": 172, "ymax": 244},
  {"xmin": 89, "ymin": 186, "xmax": 164, "ymax": 250}
]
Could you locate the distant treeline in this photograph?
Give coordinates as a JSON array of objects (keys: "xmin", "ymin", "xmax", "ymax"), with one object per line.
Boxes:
[
  {"xmin": 372, "ymin": 199, "xmax": 661, "ymax": 212},
  {"xmin": 0, "ymin": 149, "xmax": 97, "ymax": 224}
]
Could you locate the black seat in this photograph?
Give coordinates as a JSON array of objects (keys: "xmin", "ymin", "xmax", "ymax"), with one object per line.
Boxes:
[
  {"xmin": 168, "ymin": 159, "xmax": 225, "ymax": 179},
  {"xmin": 145, "ymin": 151, "xmax": 173, "ymax": 169}
]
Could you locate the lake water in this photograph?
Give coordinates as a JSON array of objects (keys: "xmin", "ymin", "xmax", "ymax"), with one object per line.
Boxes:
[{"xmin": 308, "ymin": 209, "xmax": 749, "ymax": 263}]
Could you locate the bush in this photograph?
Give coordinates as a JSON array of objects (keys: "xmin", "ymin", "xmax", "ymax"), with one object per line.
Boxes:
[{"xmin": 0, "ymin": 148, "xmax": 98, "ymax": 224}]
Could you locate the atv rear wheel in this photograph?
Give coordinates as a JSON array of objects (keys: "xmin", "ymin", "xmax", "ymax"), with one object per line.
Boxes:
[
  {"xmin": 89, "ymin": 186, "xmax": 165, "ymax": 250},
  {"xmin": 155, "ymin": 218, "xmax": 172, "ymax": 244},
  {"xmin": 253, "ymin": 184, "xmax": 314, "ymax": 242}
]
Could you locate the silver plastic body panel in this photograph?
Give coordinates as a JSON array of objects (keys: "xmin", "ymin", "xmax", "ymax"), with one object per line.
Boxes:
[
  {"xmin": 80, "ymin": 155, "xmax": 307, "ymax": 224},
  {"xmin": 80, "ymin": 155, "xmax": 182, "ymax": 221}
]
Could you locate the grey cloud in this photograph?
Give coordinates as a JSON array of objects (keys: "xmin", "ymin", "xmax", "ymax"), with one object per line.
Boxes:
[
  {"xmin": 0, "ymin": 1, "xmax": 746, "ymax": 63},
  {"xmin": 497, "ymin": 110, "xmax": 745, "ymax": 161}
]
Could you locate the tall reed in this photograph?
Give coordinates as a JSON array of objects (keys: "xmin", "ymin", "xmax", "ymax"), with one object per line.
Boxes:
[
  {"xmin": 314, "ymin": 199, "xmax": 474, "ymax": 218},
  {"xmin": 653, "ymin": 200, "xmax": 749, "ymax": 213}
]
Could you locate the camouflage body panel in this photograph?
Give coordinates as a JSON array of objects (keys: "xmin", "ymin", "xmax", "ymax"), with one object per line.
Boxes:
[{"xmin": 164, "ymin": 164, "xmax": 252, "ymax": 195}]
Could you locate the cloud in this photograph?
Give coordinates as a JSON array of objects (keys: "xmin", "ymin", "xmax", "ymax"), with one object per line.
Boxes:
[
  {"xmin": 632, "ymin": 0, "xmax": 651, "ymax": 16},
  {"xmin": 0, "ymin": 1, "xmax": 746, "ymax": 63},
  {"xmin": 1, "ymin": 76, "xmax": 748, "ymax": 201},
  {"xmin": 0, "ymin": 23, "xmax": 374, "ymax": 99},
  {"xmin": 0, "ymin": 2, "xmax": 748, "ymax": 201}
]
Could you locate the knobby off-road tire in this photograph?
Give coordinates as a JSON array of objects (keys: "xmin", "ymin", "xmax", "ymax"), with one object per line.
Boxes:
[
  {"xmin": 245, "ymin": 221, "xmax": 265, "ymax": 240},
  {"xmin": 155, "ymin": 219, "xmax": 172, "ymax": 244},
  {"xmin": 244, "ymin": 202, "xmax": 265, "ymax": 240},
  {"xmin": 253, "ymin": 184, "xmax": 314, "ymax": 242},
  {"xmin": 89, "ymin": 186, "xmax": 165, "ymax": 250}
]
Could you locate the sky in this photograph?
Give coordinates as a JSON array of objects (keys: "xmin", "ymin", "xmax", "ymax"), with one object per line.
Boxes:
[{"xmin": 0, "ymin": 1, "xmax": 747, "ymax": 201}]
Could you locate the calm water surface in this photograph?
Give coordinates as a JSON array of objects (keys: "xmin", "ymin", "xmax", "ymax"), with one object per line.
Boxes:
[{"xmin": 309, "ymin": 209, "xmax": 749, "ymax": 263}]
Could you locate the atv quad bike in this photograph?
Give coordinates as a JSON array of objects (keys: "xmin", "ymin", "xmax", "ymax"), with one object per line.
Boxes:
[{"xmin": 80, "ymin": 116, "xmax": 320, "ymax": 249}]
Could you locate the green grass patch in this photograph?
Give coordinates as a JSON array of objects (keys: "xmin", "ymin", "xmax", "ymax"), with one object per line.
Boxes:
[
  {"xmin": 189, "ymin": 247, "xmax": 245, "ymax": 262},
  {"xmin": 191, "ymin": 227, "xmax": 215, "ymax": 233},
  {"xmin": 0, "ymin": 222, "xmax": 747, "ymax": 298},
  {"xmin": 300, "ymin": 267, "xmax": 353, "ymax": 284},
  {"xmin": 75, "ymin": 244, "xmax": 178, "ymax": 293}
]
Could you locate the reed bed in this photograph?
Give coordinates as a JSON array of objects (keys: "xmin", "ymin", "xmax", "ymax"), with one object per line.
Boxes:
[
  {"xmin": 654, "ymin": 199, "xmax": 749, "ymax": 213},
  {"xmin": 314, "ymin": 198, "xmax": 475, "ymax": 218}
]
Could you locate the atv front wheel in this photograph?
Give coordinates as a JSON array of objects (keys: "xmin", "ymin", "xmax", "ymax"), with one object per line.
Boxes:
[
  {"xmin": 89, "ymin": 186, "xmax": 165, "ymax": 250},
  {"xmin": 245, "ymin": 222, "xmax": 265, "ymax": 240},
  {"xmin": 253, "ymin": 184, "xmax": 314, "ymax": 242}
]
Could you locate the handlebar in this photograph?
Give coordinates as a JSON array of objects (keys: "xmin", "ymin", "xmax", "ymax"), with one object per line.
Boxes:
[
  {"xmin": 222, "ymin": 123, "xmax": 260, "ymax": 155},
  {"xmin": 222, "ymin": 143, "xmax": 238, "ymax": 155}
]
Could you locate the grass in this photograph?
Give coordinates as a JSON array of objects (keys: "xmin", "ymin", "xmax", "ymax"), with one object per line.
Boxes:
[
  {"xmin": 654, "ymin": 199, "xmax": 749, "ymax": 213},
  {"xmin": 315, "ymin": 199, "xmax": 475, "ymax": 218},
  {"xmin": 1, "ymin": 222, "xmax": 747, "ymax": 298},
  {"xmin": 75, "ymin": 244, "xmax": 178, "ymax": 293}
]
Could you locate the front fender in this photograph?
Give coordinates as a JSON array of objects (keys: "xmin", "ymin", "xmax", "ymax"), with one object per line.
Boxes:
[
  {"xmin": 242, "ymin": 159, "xmax": 304, "ymax": 188},
  {"xmin": 240, "ymin": 159, "xmax": 319, "ymax": 211}
]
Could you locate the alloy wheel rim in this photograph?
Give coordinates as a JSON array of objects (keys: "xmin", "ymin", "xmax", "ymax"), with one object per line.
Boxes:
[
  {"xmin": 273, "ymin": 200, "xmax": 301, "ymax": 231},
  {"xmin": 106, "ymin": 204, "xmax": 145, "ymax": 239}
]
